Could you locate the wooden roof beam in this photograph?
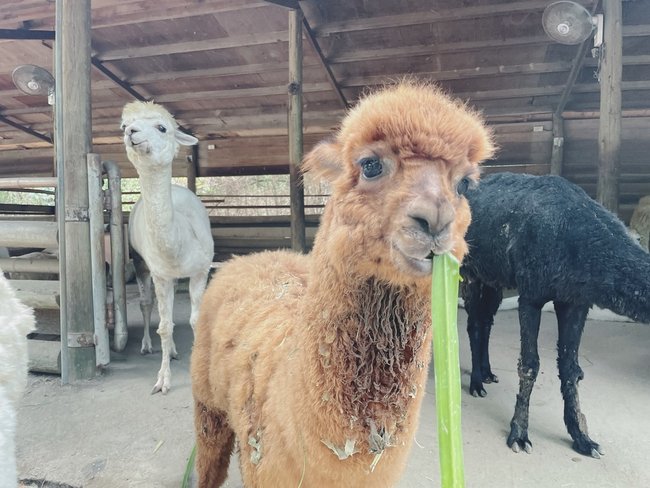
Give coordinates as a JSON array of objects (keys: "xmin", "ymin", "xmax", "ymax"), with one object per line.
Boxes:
[
  {"xmin": 0, "ymin": 28, "xmax": 54, "ymax": 40},
  {"xmin": 302, "ymin": 12, "xmax": 348, "ymax": 108},
  {"xmin": 91, "ymin": 57, "xmax": 147, "ymax": 102},
  {"xmin": 0, "ymin": 114, "xmax": 52, "ymax": 144}
]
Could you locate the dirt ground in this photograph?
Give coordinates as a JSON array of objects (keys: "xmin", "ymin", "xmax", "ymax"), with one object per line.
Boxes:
[{"xmin": 15, "ymin": 285, "xmax": 650, "ymax": 487}]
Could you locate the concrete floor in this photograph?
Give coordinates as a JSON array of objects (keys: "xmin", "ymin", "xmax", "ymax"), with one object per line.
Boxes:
[{"xmin": 16, "ymin": 285, "xmax": 650, "ymax": 487}]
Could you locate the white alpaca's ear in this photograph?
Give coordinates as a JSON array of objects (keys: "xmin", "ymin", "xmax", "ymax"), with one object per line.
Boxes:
[
  {"xmin": 175, "ymin": 130, "xmax": 198, "ymax": 146},
  {"xmin": 302, "ymin": 141, "xmax": 344, "ymax": 183}
]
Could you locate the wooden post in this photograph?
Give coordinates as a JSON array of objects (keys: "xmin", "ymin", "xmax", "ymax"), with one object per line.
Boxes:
[
  {"xmin": 550, "ymin": 112, "xmax": 565, "ymax": 176},
  {"xmin": 188, "ymin": 145, "xmax": 198, "ymax": 193},
  {"xmin": 288, "ymin": 8, "xmax": 306, "ymax": 253},
  {"xmin": 58, "ymin": 0, "xmax": 96, "ymax": 380},
  {"xmin": 597, "ymin": 0, "xmax": 623, "ymax": 214}
]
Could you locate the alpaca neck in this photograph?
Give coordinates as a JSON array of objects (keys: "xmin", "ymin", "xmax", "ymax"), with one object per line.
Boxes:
[
  {"xmin": 135, "ymin": 163, "xmax": 178, "ymax": 254},
  {"xmin": 304, "ymin": 264, "xmax": 431, "ymax": 431}
]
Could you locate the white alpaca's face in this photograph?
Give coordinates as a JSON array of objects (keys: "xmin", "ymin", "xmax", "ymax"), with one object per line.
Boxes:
[
  {"xmin": 122, "ymin": 113, "xmax": 176, "ymax": 163},
  {"xmin": 121, "ymin": 110, "xmax": 197, "ymax": 171}
]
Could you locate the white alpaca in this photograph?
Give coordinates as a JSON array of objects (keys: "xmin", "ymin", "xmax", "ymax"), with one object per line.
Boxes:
[
  {"xmin": 121, "ymin": 101, "xmax": 213, "ymax": 394},
  {"xmin": 0, "ymin": 272, "xmax": 35, "ymax": 487},
  {"xmin": 630, "ymin": 195, "xmax": 650, "ymax": 252}
]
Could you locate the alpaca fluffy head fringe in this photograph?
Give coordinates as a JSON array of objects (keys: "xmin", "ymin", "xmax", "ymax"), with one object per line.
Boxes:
[
  {"xmin": 121, "ymin": 100, "xmax": 178, "ymax": 129},
  {"xmin": 303, "ymin": 80, "xmax": 496, "ymax": 185}
]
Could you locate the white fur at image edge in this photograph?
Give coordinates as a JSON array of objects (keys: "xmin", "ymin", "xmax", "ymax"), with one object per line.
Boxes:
[{"xmin": 0, "ymin": 272, "xmax": 35, "ymax": 487}]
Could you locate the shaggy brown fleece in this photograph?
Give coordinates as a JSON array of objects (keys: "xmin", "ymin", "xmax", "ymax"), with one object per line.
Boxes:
[{"xmin": 191, "ymin": 81, "xmax": 494, "ymax": 487}]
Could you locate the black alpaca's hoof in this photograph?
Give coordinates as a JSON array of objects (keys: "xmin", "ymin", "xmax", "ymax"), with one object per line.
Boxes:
[
  {"xmin": 469, "ymin": 381, "xmax": 487, "ymax": 397},
  {"xmin": 507, "ymin": 427, "xmax": 532, "ymax": 454},
  {"xmin": 573, "ymin": 435, "xmax": 604, "ymax": 459},
  {"xmin": 482, "ymin": 372, "xmax": 499, "ymax": 384}
]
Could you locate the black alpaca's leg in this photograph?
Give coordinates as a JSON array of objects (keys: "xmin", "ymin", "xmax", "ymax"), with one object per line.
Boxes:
[
  {"xmin": 194, "ymin": 401, "xmax": 235, "ymax": 488},
  {"xmin": 479, "ymin": 285, "xmax": 502, "ymax": 385},
  {"xmin": 465, "ymin": 280, "xmax": 503, "ymax": 397},
  {"xmin": 554, "ymin": 301, "xmax": 604, "ymax": 458},
  {"xmin": 507, "ymin": 298, "xmax": 542, "ymax": 453},
  {"xmin": 465, "ymin": 280, "xmax": 488, "ymax": 397}
]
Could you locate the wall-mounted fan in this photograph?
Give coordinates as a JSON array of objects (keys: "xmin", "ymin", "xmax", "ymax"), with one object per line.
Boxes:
[
  {"xmin": 12, "ymin": 64, "xmax": 55, "ymax": 105},
  {"xmin": 542, "ymin": 1, "xmax": 603, "ymax": 46}
]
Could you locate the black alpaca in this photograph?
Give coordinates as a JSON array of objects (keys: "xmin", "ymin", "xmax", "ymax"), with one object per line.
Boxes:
[{"xmin": 461, "ymin": 172, "xmax": 650, "ymax": 458}]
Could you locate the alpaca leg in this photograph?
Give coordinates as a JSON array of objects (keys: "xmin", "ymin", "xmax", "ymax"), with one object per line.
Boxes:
[
  {"xmin": 152, "ymin": 276, "xmax": 175, "ymax": 394},
  {"xmin": 194, "ymin": 401, "xmax": 235, "ymax": 488},
  {"xmin": 189, "ymin": 270, "xmax": 209, "ymax": 332},
  {"xmin": 465, "ymin": 279, "xmax": 488, "ymax": 397},
  {"xmin": 478, "ymin": 284, "xmax": 502, "ymax": 385},
  {"xmin": 465, "ymin": 281, "xmax": 502, "ymax": 397},
  {"xmin": 134, "ymin": 254, "xmax": 154, "ymax": 354},
  {"xmin": 554, "ymin": 302, "xmax": 603, "ymax": 458},
  {"xmin": 507, "ymin": 298, "xmax": 542, "ymax": 453}
]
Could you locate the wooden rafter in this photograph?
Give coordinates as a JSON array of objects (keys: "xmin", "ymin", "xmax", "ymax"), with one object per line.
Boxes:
[
  {"xmin": 0, "ymin": 114, "xmax": 52, "ymax": 144},
  {"xmin": 0, "ymin": 28, "xmax": 54, "ymax": 40},
  {"xmin": 302, "ymin": 14, "xmax": 348, "ymax": 108}
]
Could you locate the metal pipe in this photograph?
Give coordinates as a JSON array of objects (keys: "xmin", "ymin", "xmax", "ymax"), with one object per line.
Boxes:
[
  {"xmin": 0, "ymin": 257, "xmax": 59, "ymax": 275},
  {"xmin": 55, "ymin": 0, "xmax": 69, "ymax": 384},
  {"xmin": 87, "ymin": 153, "xmax": 110, "ymax": 367},
  {"xmin": 103, "ymin": 159, "xmax": 128, "ymax": 352},
  {"xmin": 0, "ymin": 177, "xmax": 58, "ymax": 189},
  {"xmin": 0, "ymin": 221, "xmax": 58, "ymax": 248}
]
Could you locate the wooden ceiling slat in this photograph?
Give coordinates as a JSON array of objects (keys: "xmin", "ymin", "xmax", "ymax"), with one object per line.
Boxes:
[
  {"xmin": 98, "ymin": 30, "xmax": 291, "ymax": 61},
  {"xmin": 329, "ymin": 24, "xmax": 649, "ymax": 65},
  {"xmin": 315, "ymin": 0, "xmax": 585, "ymax": 36},
  {"xmin": 340, "ymin": 61, "xmax": 574, "ymax": 87},
  {"xmin": 329, "ymin": 36, "xmax": 551, "ymax": 64}
]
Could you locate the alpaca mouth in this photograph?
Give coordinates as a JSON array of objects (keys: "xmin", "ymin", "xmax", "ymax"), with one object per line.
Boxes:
[{"xmin": 392, "ymin": 244, "xmax": 436, "ymax": 276}]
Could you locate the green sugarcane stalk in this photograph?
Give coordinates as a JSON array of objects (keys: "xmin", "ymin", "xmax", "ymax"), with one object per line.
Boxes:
[
  {"xmin": 181, "ymin": 444, "xmax": 196, "ymax": 488},
  {"xmin": 431, "ymin": 253, "xmax": 465, "ymax": 488}
]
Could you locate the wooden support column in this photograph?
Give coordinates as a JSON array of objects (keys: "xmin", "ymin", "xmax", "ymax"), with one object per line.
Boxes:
[
  {"xmin": 288, "ymin": 8, "xmax": 306, "ymax": 253},
  {"xmin": 58, "ymin": 0, "xmax": 96, "ymax": 381},
  {"xmin": 188, "ymin": 145, "xmax": 198, "ymax": 193},
  {"xmin": 550, "ymin": 112, "xmax": 565, "ymax": 176},
  {"xmin": 597, "ymin": 0, "xmax": 623, "ymax": 214}
]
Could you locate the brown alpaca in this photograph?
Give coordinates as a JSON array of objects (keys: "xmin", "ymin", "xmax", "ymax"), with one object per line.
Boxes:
[{"xmin": 191, "ymin": 82, "xmax": 495, "ymax": 487}]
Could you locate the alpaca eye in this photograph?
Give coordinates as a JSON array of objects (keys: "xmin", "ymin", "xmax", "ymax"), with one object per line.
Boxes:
[
  {"xmin": 457, "ymin": 176, "xmax": 471, "ymax": 196},
  {"xmin": 157, "ymin": 125, "xmax": 167, "ymax": 133},
  {"xmin": 359, "ymin": 157, "xmax": 383, "ymax": 180}
]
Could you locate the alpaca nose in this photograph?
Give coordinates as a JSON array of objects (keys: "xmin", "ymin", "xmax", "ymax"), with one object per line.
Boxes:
[
  {"xmin": 408, "ymin": 202, "xmax": 454, "ymax": 237},
  {"xmin": 126, "ymin": 126, "xmax": 139, "ymax": 136}
]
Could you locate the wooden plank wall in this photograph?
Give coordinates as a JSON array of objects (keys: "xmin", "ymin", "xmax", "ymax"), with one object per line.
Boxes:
[{"xmin": 561, "ymin": 115, "xmax": 650, "ymax": 223}]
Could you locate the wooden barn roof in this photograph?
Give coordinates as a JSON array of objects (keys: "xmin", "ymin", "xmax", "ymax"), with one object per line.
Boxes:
[{"xmin": 0, "ymin": 0, "xmax": 649, "ymax": 186}]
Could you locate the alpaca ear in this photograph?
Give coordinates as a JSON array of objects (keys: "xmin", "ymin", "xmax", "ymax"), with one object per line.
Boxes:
[
  {"xmin": 175, "ymin": 129, "xmax": 199, "ymax": 146},
  {"xmin": 302, "ymin": 141, "xmax": 344, "ymax": 183}
]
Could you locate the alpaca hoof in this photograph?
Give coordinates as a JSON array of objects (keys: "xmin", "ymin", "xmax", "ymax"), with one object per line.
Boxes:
[
  {"xmin": 507, "ymin": 429, "xmax": 532, "ymax": 454},
  {"xmin": 469, "ymin": 382, "xmax": 487, "ymax": 397},
  {"xmin": 141, "ymin": 339, "xmax": 153, "ymax": 355},
  {"xmin": 509, "ymin": 439, "xmax": 533, "ymax": 454},
  {"xmin": 483, "ymin": 373, "xmax": 499, "ymax": 384},
  {"xmin": 572, "ymin": 436, "xmax": 603, "ymax": 458},
  {"xmin": 151, "ymin": 380, "xmax": 170, "ymax": 395}
]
